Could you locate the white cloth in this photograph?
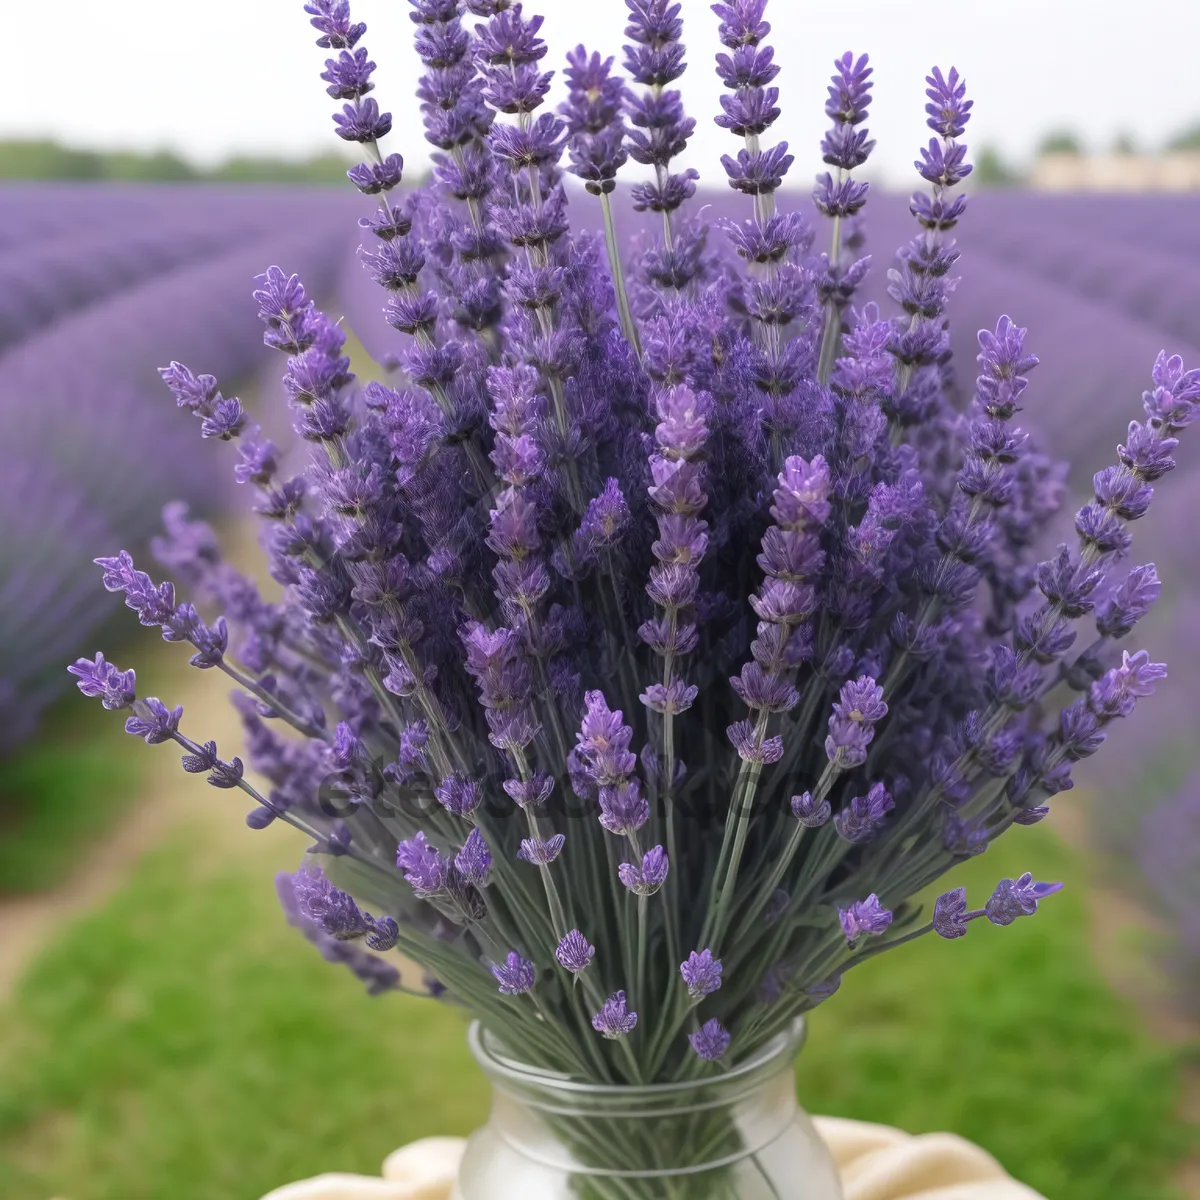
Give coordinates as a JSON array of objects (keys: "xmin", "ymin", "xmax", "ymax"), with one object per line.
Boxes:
[{"xmin": 257, "ymin": 1119, "xmax": 1045, "ymax": 1200}]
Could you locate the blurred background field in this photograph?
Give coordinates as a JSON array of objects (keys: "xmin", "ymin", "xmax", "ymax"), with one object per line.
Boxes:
[{"xmin": 3, "ymin": 0, "xmax": 1200, "ymax": 1195}]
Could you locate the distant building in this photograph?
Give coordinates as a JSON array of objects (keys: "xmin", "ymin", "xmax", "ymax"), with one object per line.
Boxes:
[{"xmin": 1031, "ymin": 150, "xmax": 1200, "ymax": 192}]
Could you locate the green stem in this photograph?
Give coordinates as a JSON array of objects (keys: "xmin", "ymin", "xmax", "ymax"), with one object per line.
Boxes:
[{"xmin": 599, "ymin": 190, "xmax": 641, "ymax": 356}]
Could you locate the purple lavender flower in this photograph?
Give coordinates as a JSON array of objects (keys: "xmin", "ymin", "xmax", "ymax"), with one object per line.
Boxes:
[
  {"xmin": 618, "ymin": 846, "xmax": 669, "ymax": 895},
  {"xmin": 178, "ymin": 739, "xmax": 245, "ymax": 789},
  {"xmin": 985, "ymin": 874, "xmax": 1064, "ymax": 926},
  {"xmin": 924, "ymin": 66, "xmax": 973, "ymax": 138},
  {"xmin": 69, "ymin": 653, "xmax": 136, "ymax": 711},
  {"xmin": 813, "ymin": 51, "xmax": 874, "ymax": 224},
  {"xmin": 592, "ymin": 990, "xmax": 638, "ymax": 1038},
  {"xmin": 1088, "ymin": 650, "xmax": 1167, "ymax": 720},
  {"xmin": 576, "ymin": 691, "xmax": 639, "ymax": 787},
  {"xmin": 689, "ymin": 1018, "xmax": 732, "ymax": 1061},
  {"xmin": 491, "ymin": 951, "xmax": 536, "ymax": 995},
  {"xmin": 825, "ymin": 675, "xmax": 887, "ymax": 768},
  {"xmin": 124, "ymin": 698, "xmax": 184, "ymax": 745},
  {"xmin": 561, "ymin": 48, "xmax": 628, "ymax": 195},
  {"xmin": 838, "ymin": 895, "xmax": 893, "ymax": 945},
  {"xmin": 276, "ymin": 872, "xmax": 398, "ymax": 996},
  {"xmin": 943, "ymin": 813, "xmax": 989, "ymax": 859},
  {"xmin": 305, "ymin": 1, "xmax": 365, "ymax": 49},
  {"xmin": 834, "ymin": 782, "xmax": 894, "ymax": 843},
  {"xmin": 504, "ymin": 774, "xmax": 555, "ymax": 810},
  {"xmin": 518, "ymin": 834, "xmax": 566, "ymax": 865},
  {"xmin": 680, "ymin": 949, "xmax": 722, "ymax": 1000},
  {"xmin": 397, "ymin": 832, "xmax": 452, "ymax": 898},
  {"xmin": 556, "ymin": 930, "xmax": 596, "ymax": 974},
  {"xmin": 599, "ymin": 782, "xmax": 650, "ymax": 836},
  {"xmin": 574, "ymin": 479, "xmax": 632, "ymax": 566},
  {"xmin": 791, "ymin": 791, "xmax": 831, "ymax": 828},
  {"xmin": 455, "ymin": 829, "xmax": 493, "ymax": 888},
  {"xmin": 435, "ymin": 774, "xmax": 482, "ymax": 818},
  {"xmin": 290, "ymin": 865, "xmax": 400, "ymax": 951},
  {"xmin": 933, "ymin": 888, "xmax": 974, "ymax": 939}
]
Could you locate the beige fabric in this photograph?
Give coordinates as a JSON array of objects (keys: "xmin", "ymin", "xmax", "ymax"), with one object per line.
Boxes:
[
  {"xmin": 258, "ymin": 1120, "xmax": 1046, "ymax": 1200},
  {"xmin": 813, "ymin": 1118, "xmax": 1043, "ymax": 1199}
]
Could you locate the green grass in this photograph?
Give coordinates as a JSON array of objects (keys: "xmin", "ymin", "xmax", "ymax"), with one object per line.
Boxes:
[
  {"xmin": 800, "ymin": 827, "xmax": 1190, "ymax": 1199},
  {"xmin": 0, "ymin": 821, "xmax": 1189, "ymax": 1200},
  {"xmin": 0, "ymin": 708, "xmax": 142, "ymax": 893}
]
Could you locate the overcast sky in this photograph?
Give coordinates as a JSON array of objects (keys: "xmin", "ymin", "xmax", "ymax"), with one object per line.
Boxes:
[{"xmin": 4, "ymin": 0, "xmax": 1197, "ymax": 184}]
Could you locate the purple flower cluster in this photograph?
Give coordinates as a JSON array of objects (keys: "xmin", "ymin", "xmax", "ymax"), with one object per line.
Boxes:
[{"xmin": 70, "ymin": 0, "xmax": 1190, "ymax": 1085}]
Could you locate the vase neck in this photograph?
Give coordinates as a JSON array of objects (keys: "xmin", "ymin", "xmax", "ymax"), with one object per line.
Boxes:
[{"xmin": 470, "ymin": 1021, "xmax": 804, "ymax": 1177}]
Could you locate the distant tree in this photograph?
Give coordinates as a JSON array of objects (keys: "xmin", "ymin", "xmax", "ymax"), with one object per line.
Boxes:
[
  {"xmin": 1038, "ymin": 130, "xmax": 1083, "ymax": 156},
  {"xmin": 0, "ymin": 139, "xmax": 105, "ymax": 179},
  {"xmin": 1111, "ymin": 132, "xmax": 1138, "ymax": 156},
  {"xmin": 0, "ymin": 139, "xmax": 355, "ymax": 184},
  {"xmin": 972, "ymin": 144, "xmax": 1022, "ymax": 187},
  {"xmin": 103, "ymin": 149, "xmax": 199, "ymax": 181},
  {"xmin": 210, "ymin": 151, "xmax": 354, "ymax": 185},
  {"xmin": 1166, "ymin": 123, "xmax": 1200, "ymax": 152}
]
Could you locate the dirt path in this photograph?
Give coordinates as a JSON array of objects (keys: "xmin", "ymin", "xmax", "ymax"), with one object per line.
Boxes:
[
  {"xmin": 0, "ymin": 647, "xmax": 284, "ymax": 997},
  {"xmin": 0, "ymin": 517, "xmax": 300, "ymax": 998}
]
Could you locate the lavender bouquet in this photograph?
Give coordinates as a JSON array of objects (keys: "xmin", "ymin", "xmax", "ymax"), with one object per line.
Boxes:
[{"xmin": 71, "ymin": 0, "xmax": 1195, "ymax": 1193}]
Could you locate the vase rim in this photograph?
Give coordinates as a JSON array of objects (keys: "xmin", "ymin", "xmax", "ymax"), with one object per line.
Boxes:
[{"xmin": 468, "ymin": 1016, "xmax": 806, "ymax": 1097}]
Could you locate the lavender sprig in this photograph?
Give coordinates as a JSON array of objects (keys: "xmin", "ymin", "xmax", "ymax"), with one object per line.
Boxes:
[
  {"xmin": 713, "ymin": 1, "xmax": 816, "ymax": 464},
  {"xmin": 814, "ymin": 51, "xmax": 874, "ymax": 383},
  {"xmin": 559, "ymin": 46, "xmax": 640, "ymax": 352},
  {"xmin": 624, "ymin": 0, "xmax": 702, "ymax": 299}
]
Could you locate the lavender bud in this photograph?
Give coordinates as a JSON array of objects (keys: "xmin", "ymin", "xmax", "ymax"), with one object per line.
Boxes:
[
  {"xmin": 555, "ymin": 930, "xmax": 596, "ymax": 974},
  {"xmin": 592, "ymin": 990, "xmax": 638, "ymax": 1038}
]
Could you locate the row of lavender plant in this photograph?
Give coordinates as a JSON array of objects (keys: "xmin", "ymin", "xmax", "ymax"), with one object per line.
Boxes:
[
  {"xmin": 73, "ymin": 0, "xmax": 1194, "ymax": 1120},
  {"xmin": 947, "ymin": 196, "xmax": 1200, "ymax": 359},
  {"xmin": 0, "ymin": 187, "xmax": 354, "ymax": 351},
  {"xmin": 1, "ymin": 196, "xmax": 355, "ymax": 751}
]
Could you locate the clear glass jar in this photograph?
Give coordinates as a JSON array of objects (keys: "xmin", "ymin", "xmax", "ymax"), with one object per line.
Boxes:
[{"xmin": 453, "ymin": 1019, "xmax": 843, "ymax": 1200}]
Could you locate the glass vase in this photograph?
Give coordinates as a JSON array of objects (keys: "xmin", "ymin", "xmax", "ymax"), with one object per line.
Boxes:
[{"xmin": 453, "ymin": 1019, "xmax": 843, "ymax": 1200}]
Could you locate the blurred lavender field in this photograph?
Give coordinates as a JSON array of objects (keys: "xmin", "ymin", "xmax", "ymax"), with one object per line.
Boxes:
[{"xmin": 0, "ymin": 184, "xmax": 356, "ymax": 748}]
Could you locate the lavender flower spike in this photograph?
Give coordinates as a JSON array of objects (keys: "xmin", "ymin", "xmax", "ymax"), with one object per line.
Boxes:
[
  {"xmin": 556, "ymin": 930, "xmax": 596, "ymax": 974},
  {"xmin": 518, "ymin": 834, "xmax": 566, "ymax": 866},
  {"xmin": 834, "ymin": 782, "xmax": 894, "ymax": 843},
  {"xmin": 592, "ymin": 991, "xmax": 638, "ymax": 1038},
  {"xmin": 491, "ymin": 951, "xmax": 537, "ymax": 996},
  {"xmin": 791, "ymin": 791, "xmax": 831, "ymax": 829},
  {"xmin": 455, "ymin": 829, "xmax": 493, "ymax": 889},
  {"xmin": 931, "ymin": 887, "xmax": 991, "ymax": 940},
  {"xmin": 69, "ymin": 653, "xmax": 136, "ymax": 711},
  {"xmin": 277, "ymin": 873, "xmax": 399, "ymax": 996},
  {"xmin": 680, "ymin": 948, "xmax": 723, "ymax": 1001},
  {"xmin": 985, "ymin": 874, "xmax": 1064, "ymax": 927},
  {"xmin": 839, "ymin": 895, "xmax": 893, "ymax": 946},
  {"xmin": 290, "ymin": 864, "xmax": 400, "ymax": 951},
  {"xmin": 397, "ymin": 832, "xmax": 452, "ymax": 898},
  {"xmin": 689, "ymin": 1018, "xmax": 732, "ymax": 1061},
  {"xmin": 618, "ymin": 846, "xmax": 669, "ymax": 895},
  {"xmin": 825, "ymin": 674, "xmax": 887, "ymax": 769}
]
